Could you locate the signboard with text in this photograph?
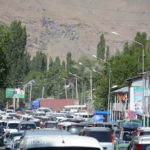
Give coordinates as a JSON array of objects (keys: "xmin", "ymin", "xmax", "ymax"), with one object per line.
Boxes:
[
  {"xmin": 133, "ymin": 87, "xmax": 143, "ymax": 113},
  {"xmin": 6, "ymin": 88, "xmax": 25, "ymax": 99}
]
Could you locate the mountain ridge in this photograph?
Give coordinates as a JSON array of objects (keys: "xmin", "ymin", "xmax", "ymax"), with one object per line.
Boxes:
[{"xmin": 0, "ymin": 0, "xmax": 150, "ymax": 60}]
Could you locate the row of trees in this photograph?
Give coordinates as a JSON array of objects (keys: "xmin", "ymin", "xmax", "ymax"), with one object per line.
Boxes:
[{"xmin": 0, "ymin": 20, "xmax": 150, "ymax": 110}]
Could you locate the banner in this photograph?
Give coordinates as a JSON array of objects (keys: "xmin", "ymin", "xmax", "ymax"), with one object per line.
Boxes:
[
  {"xmin": 6, "ymin": 88, "xmax": 25, "ymax": 99},
  {"xmin": 134, "ymin": 87, "xmax": 143, "ymax": 113}
]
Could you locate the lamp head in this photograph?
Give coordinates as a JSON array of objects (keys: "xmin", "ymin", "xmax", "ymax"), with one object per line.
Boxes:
[
  {"xmin": 112, "ymin": 31, "xmax": 119, "ymax": 35},
  {"xmin": 79, "ymin": 62, "xmax": 83, "ymax": 65}
]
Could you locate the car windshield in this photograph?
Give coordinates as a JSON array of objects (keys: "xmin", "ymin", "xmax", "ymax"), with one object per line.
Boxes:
[
  {"xmin": 8, "ymin": 123, "xmax": 19, "ymax": 129},
  {"xmin": 10, "ymin": 133, "xmax": 22, "ymax": 139},
  {"xmin": 68, "ymin": 126, "xmax": 84, "ymax": 135},
  {"xmin": 140, "ymin": 132, "xmax": 150, "ymax": 136},
  {"xmin": 123, "ymin": 130, "xmax": 136, "ymax": 141},
  {"xmin": 28, "ymin": 147, "xmax": 101, "ymax": 150},
  {"xmin": 20, "ymin": 124, "xmax": 36, "ymax": 130},
  {"xmin": 114, "ymin": 130, "xmax": 120, "ymax": 137},
  {"xmin": 35, "ymin": 122, "xmax": 40, "ymax": 127},
  {"xmin": 87, "ymin": 131, "xmax": 112, "ymax": 142},
  {"xmin": 45, "ymin": 123, "xmax": 57, "ymax": 128}
]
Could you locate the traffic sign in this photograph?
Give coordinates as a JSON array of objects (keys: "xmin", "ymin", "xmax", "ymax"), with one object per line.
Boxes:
[{"xmin": 128, "ymin": 111, "xmax": 136, "ymax": 120}]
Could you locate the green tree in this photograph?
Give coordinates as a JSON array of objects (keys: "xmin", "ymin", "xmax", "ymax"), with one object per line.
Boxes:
[
  {"xmin": 49, "ymin": 56, "xmax": 53, "ymax": 68},
  {"xmin": 97, "ymin": 34, "xmax": 105, "ymax": 60},
  {"xmin": 66, "ymin": 52, "xmax": 74, "ymax": 72},
  {"xmin": 5, "ymin": 21, "xmax": 27, "ymax": 87},
  {"xmin": 106, "ymin": 46, "xmax": 110, "ymax": 61},
  {"xmin": 123, "ymin": 42, "xmax": 129, "ymax": 55},
  {"xmin": 31, "ymin": 51, "xmax": 47, "ymax": 72},
  {"xmin": 0, "ymin": 24, "xmax": 9, "ymax": 87}
]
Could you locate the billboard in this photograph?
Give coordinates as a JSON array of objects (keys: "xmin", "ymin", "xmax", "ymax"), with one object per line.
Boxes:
[
  {"xmin": 133, "ymin": 87, "xmax": 150, "ymax": 114},
  {"xmin": 6, "ymin": 88, "xmax": 25, "ymax": 99},
  {"xmin": 133, "ymin": 87, "xmax": 143, "ymax": 114}
]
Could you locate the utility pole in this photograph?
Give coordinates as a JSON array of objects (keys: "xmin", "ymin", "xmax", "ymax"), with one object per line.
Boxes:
[
  {"xmin": 29, "ymin": 84, "xmax": 32, "ymax": 105},
  {"xmin": 63, "ymin": 78, "xmax": 68, "ymax": 99},
  {"xmin": 75, "ymin": 77, "xmax": 79, "ymax": 100},
  {"xmin": 90, "ymin": 70, "xmax": 93, "ymax": 106},
  {"xmin": 42, "ymin": 86, "xmax": 45, "ymax": 98}
]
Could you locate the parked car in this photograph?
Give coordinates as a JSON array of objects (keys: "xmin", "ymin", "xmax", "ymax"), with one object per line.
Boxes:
[
  {"xmin": 18, "ymin": 121, "xmax": 36, "ymax": 131},
  {"xmin": 0, "ymin": 126, "xmax": 4, "ymax": 146},
  {"xmin": 80, "ymin": 127, "xmax": 114, "ymax": 150},
  {"xmin": 127, "ymin": 135, "xmax": 150, "ymax": 150},
  {"xmin": 30, "ymin": 119, "xmax": 42, "ymax": 129},
  {"xmin": 136, "ymin": 127, "xmax": 150, "ymax": 136},
  {"xmin": 66, "ymin": 123, "xmax": 85, "ymax": 135},
  {"xmin": 42, "ymin": 121, "xmax": 58, "ymax": 129},
  {"xmin": 119, "ymin": 123, "xmax": 139, "ymax": 144},
  {"xmin": 4, "ymin": 131, "xmax": 23, "ymax": 150},
  {"xmin": 94, "ymin": 122, "xmax": 119, "ymax": 130},
  {"xmin": 11, "ymin": 136, "xmax": 21, "ymax": 150},
  {"xmin": 5, "ymin": 120, "xmax": 20, "ymax": 132}
]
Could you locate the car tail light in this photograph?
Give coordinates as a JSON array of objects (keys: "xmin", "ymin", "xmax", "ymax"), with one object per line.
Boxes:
[
  {"xmin": 94, "ymin": 124, "xmax": 96, "ymax": 127},
  {"xmin": 136, "ymin": 130, "xmax": 139, "ymax": 136},
  {"xmin": 59, "ymin": 125, "xmax": 63, "ymax": 129},
  {"xmin": 83, "ymin": 132, "xmax": 87, "ymax": 136},
  {"xmin": 136, "ymin": 144, "xmax": 141, "ymax": 150},
  {"xmin": 110, "ymin": 131, "xmax": 114, "ymax": 143}
]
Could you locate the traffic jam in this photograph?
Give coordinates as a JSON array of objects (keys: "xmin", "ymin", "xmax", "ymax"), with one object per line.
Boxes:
[{"xmin": 0, "ymin": 108, "xmax": 149, "ymax": 150}]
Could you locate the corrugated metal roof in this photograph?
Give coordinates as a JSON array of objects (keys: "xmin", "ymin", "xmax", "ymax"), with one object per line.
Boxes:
[{"xmin": 112, "ymin": 87, "xmax": 128, "ymax": 93}]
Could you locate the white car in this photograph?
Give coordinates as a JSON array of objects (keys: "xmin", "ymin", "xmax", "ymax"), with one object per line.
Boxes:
[
  {"xmin": 5, "ymin": 120, "xmax": 20, "ymax": 133},
  {"xmin": 5, "ymin": 131, "xmax": 23, "ymax": 150},
  {"xmin": 11, "ymin": 136, "xmax": 21, "ymax": 150},
  {"xmin": 20, "ymin": 134, "xmax": 103, "ymax": 150}
]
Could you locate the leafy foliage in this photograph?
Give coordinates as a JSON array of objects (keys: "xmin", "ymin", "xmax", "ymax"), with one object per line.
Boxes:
[{"xmin": 97, "ymin": 34, "xmax": 105, "ymax": 60}]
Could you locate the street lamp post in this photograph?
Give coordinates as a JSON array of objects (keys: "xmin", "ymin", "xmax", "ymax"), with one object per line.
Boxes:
[
  {"xmin": 69, "ymin": 72, "xmax": 85, "ymax": 104},
  {"xmin": 92, "ymin": 55, "xmax": 111, "ymax": 122},
  {"xmin": 62, "ymin": 78, "xmax": 68, "ymax": 100},
  {"xmin": 79, "ymin": 62, "xmax": 93, "ymax": 108},
  {"xmin": 112, "ymin": 31, "xmax": 145, "ymax": 126}
]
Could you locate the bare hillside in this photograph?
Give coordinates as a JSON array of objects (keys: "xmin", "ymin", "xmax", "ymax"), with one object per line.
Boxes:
[{"xmin": 0, "ymin": 0, "xmax": 150, "ymax": 60}]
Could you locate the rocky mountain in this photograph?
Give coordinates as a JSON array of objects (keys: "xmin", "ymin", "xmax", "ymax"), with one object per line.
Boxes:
[{"xmin": 0, "ymin": 0, "xmax": 150, "ymax": 60}]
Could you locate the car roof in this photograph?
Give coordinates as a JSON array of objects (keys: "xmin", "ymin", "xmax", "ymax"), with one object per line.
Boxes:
[
  {"xmin": 23, "ymin": 129, "xmax": 71, "ymax": 136},
  {"xmin": 84, "ymin": 127, "xmax": 111, "ymax": 131},
  {"xmin": 137, "ymin": 127, "xmax": 150, "ymax": 131},
  {"xmin": 7, "ymin": 120, "xmax": 20, "ymax": 123},
  {"xmin": 21, "ymin": 135, "xmax": 103, "ymax": 150},
  {"xmin": 133, "ymin": 135, "xmax": 150, "ymax": 144},
  {"xmin": 20, "ymin": 121, "xmax": 35, "ymax": 124}
]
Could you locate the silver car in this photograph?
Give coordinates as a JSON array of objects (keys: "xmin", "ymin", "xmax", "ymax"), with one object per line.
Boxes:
[{"xmin": 128, "ymin": 135, "xmax": 150, "ymax": 150}]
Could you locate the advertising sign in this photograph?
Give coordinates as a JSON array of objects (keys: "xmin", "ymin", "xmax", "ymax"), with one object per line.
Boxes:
[
  {"xmin": 133, "ymin": 87, "xmax": 143, "ymax": 113},
  {"xmin": 6, "ymin": 88, "xmax": 25, "ymax": 99},
  {"xmin": 6, "ymin": 88, "xmax": 15, "ymax": 98}
]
